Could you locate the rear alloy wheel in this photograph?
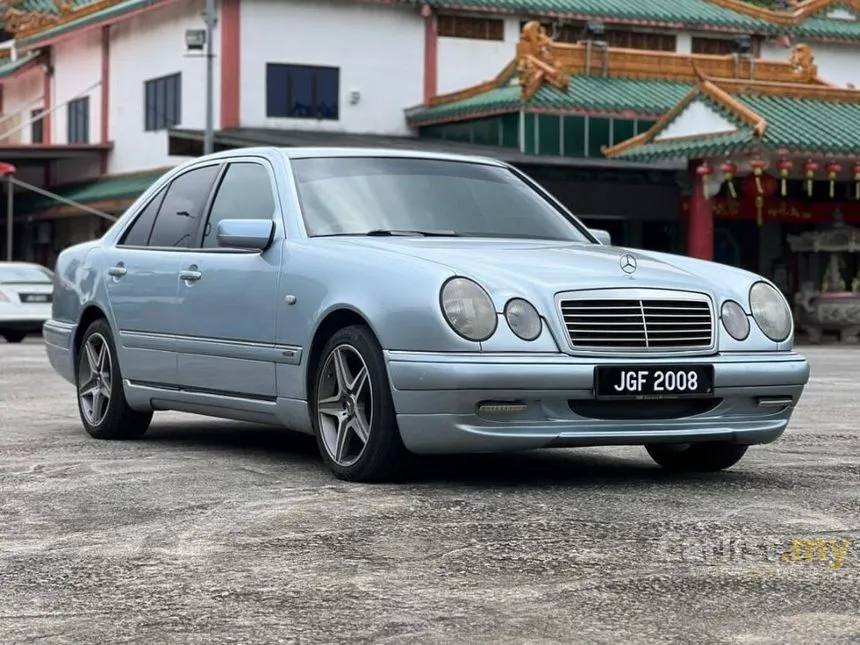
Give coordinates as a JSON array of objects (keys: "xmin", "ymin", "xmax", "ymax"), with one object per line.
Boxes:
[
  {"xmin": 3, "ymin": 331, "xmax": 26, "ymax": 343},
  {"xmin": 76, "ymin": 318, "xmax": 152, "ymax": 439},
  {"xmin": 312, "ymin": 325, "xmax": 408, "ymax": 482},
  {"xmin": 646, "ymin": 442, "xmax": 748, "ymax": 473}
]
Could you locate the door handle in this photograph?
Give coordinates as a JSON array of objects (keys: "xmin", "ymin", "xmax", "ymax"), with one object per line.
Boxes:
[
  {"xmin": 179, "ymin": 269, "xmax": 202, "ymax": 282},
  {"xmin": 107, "ymin": 264, "xmax": 127, "ymax": 277}
]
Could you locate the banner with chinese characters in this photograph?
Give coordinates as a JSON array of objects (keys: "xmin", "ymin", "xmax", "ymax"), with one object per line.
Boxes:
[{"xmin": 680, "ymin": 197, "xmax": 860, "ymax": 223}]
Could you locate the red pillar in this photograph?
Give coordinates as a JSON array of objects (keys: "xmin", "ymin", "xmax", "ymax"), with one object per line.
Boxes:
[
  {"xmin": 422, "ymin": 4, "xmax": 438, "ymax": 105},
  {"xmin": 220, "ymin": 0, "xmax": 241, "ymax": 129},
  {"xmin": 687, "ymin": 159, "xmax": 714, "ymax": 261},
  {"xmin": 42, "ymin": 49, "xmax": 52, "ymax": 144}
]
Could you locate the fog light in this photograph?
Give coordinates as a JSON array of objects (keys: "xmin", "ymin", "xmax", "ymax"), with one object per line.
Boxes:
[
  {"xmin": 756, "ymin": 396, "xmax": 794, "ymax": 408},
  {"xmin": 477, "ymin": 401, "xmax": 528, "ymax": 414}
]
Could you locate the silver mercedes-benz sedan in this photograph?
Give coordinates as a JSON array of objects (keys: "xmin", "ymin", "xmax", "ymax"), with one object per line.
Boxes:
[{"xmin": 43, "ymin": 147, "xmax": 809, "ymax": 481}]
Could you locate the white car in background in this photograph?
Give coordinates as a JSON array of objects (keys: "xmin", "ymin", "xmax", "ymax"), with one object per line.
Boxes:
[{"xmin": 0, "ymin": 262, "xmax": 54, "ymax": 343}]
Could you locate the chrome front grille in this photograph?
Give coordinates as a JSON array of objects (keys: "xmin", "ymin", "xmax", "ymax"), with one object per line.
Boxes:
[{"xmin": 559, "ymin": 293, "xmax": 714, "ymax": 351}]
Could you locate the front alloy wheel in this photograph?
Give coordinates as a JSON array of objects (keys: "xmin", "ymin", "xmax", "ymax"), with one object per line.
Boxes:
[
  {"xmin": 317, "ymin": 343, "xmax": 373, "ymax": 467},
  {"xmin": 646, "ymin": 442, "xmax": 748, "ymax": 473},
  {"xmin": 312, "ymin": 325, "xmax": 408, "ymax": 482}
]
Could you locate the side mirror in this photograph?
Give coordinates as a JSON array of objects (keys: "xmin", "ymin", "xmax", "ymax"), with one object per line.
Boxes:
[
  {"xmin": 589, "ymin": 228, "xmax": 612, "ymax": 245},
  {"xmin": 216, "ymin": 219, "xmax": 275, "ymax": 251}
]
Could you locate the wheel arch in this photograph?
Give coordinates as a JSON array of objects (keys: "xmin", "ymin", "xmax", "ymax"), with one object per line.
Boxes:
[
  {"xmin": 74, "ymin": 304, "xmax": 110, "ymax": 361},
  {"xmin": 305, "ymin": 306, "xmax": 379, "ymax": 398}
]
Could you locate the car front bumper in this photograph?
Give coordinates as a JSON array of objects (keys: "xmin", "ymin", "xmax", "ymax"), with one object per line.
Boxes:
[{"xmin": 384, "ymin": 350, "xmax": 810, "ymax": 455}]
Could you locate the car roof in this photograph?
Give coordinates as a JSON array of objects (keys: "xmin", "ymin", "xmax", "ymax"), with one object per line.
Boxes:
[
  {"xmin": 199, "ymin": 146, "xmax": 508, "ymax": 167},
  {"xmin": 0, "ymin": 261, "xmax": 47, "ymax": 268}
]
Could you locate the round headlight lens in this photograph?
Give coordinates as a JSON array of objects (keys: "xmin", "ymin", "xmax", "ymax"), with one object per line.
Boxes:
[
  {"xmin": 721, "ymin": 300, "xmax": 750, "ymax": 341},
  {"xmin": 505, "ymin": 298, "xmax": 542, "ymax": 341},
  {"xmin": 440, "ymin": 277, "xmax": 497, "ymax": 341},
  {"xmin": 749, "ymin": 281, "xmax": 792, "ymax": 342}
]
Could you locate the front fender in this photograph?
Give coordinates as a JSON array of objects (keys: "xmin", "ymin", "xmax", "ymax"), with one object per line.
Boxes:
[{"xmin": 282, "ymin": 242, "xmax": 480, "ymax": 353}]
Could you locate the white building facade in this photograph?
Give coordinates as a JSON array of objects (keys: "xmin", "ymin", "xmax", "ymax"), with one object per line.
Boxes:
[{"xmin": 2, "ymin": 0, "xmax": 860, "ymax": 259}]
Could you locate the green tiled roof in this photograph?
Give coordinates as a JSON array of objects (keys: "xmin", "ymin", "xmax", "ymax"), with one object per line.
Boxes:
[
  {"xmin": 610, "ymin": 91, "xmax": 860, "ymax": 161},
  {"xmin": 400, "ymin": 0, "xmax": 779, "ymax": 32},
  {"xmin": 407, "ymin": 76, "xmax": 692, "ymax": 125},
  {"xmin": 791, "ymin": 15, "xmax": 860, "ymax": 41},
  {"xmin": 16, "ymin": 170, "xmax": 165, "ymax": 215}
]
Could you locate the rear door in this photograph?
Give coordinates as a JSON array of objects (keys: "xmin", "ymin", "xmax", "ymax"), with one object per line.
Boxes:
[{"xmin": 102, "ymin": 163, "xmax": 221, "ymax": 386}]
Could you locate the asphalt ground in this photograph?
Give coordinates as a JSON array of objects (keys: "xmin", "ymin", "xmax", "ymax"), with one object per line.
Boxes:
[{"xmin": 1, "ymin": 338, "xmax": 858, "ymax": 644}]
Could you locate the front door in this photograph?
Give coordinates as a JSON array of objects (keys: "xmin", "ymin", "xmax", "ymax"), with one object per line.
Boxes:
[
  {"xmin": 173, "ymin": 160, "xmax": 283, "ymax": 399},
  {"xmin": 103, "ymin": 184, "xmax": 184, "ymax": 386}
]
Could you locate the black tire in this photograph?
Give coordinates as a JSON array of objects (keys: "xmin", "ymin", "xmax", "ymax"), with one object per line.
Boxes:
[
  {"xmin": 3, "ymin": 331, "xmax": 26, "ymax": 343},
  {"xmin": 75, "ymin": 318, "xmax": 152, "ymax": 440},
  {"xmin": 646, "ymin": 442, "xmax": 748, "ymax": 473},
  {"xmin": 310, "ymin": 324, "xmax": 409, "ymax": 482}
]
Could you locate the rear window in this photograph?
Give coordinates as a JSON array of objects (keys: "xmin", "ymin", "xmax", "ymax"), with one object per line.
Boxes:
[{"xmin": 0, "ymin": 265, "xmax": 53, "ymax": 284}]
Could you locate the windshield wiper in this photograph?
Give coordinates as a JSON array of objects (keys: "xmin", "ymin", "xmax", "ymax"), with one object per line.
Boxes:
[{"xmin": 364, "ymin": 229, "xmax": 461, "ymax": 237}]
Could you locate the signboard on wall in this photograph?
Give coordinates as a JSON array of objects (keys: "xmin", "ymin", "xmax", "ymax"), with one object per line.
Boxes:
[{"xmin": 680, "ymin": 197, "xmax": 860, "ymax": 224}]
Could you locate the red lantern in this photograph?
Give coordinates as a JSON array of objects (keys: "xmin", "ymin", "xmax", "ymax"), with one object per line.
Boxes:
[
  {"xmin": 802, "ymin": 160, "xmax": 819, "ymax": 196},
  {"xmin": 852, "ymin": 162, "xmax": 860, "ymax": 200},
  {"xmin": 749, "ymin": 158, "xmax": 767, "ymax": 194},
  {"xmin": 825, "ymin": 161, "xmax": 842, "ymax": 199},
  {"xmin": 776, "ymin": 158, "xmax": 793, "ymax": 197},
  {"xmin": 696, "ymin": 162, "xmax": 714, "ymax": 197},
  {"xmin": 720, "ymin": 161, "xmax": 738, "ymax": 199},
  {"xmin": 742, "ymin": 172, "xmax": 777, "ymax": 227}
]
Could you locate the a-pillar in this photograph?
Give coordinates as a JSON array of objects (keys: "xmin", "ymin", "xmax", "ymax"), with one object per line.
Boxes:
[{"xmin": 687, "ymin": 159, "xmax": 714, "ymax": 261}]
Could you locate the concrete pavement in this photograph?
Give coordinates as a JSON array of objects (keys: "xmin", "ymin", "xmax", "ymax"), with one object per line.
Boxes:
[{"xmin": 0, "ymin": 339, "xmax": 858, "ymax": 644}]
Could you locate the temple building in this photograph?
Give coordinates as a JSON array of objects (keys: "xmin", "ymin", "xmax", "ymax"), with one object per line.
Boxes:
[{"xmin": 0, "ymin": 0, "xmax": 860, "ymax": 296}]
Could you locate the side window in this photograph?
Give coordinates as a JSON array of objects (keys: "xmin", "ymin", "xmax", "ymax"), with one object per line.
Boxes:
[
  {"xmin": 148, "ymin": 165, "xmax": 220, "ymax": 248},
  {"xmin": 202, "ymin": 162, "xmax": 276, "ymax": 248},
  {"xmin": 119, "ymin": 187, "xmax": 167, "ymax": 246}
]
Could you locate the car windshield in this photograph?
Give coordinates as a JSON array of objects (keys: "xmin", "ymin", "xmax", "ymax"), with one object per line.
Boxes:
[
  {"xmin": 290, "ymin": 156, "xmax": 593, "ymax": 242},
  {"xmin": 0, "ymin": 265, "xmax": 53, "ymax": 284}
]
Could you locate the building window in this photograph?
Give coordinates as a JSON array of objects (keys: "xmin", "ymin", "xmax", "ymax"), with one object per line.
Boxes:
[
  {"xmin": 266, "ymin": 63, "xmax": 339, "ymax": 120},
  {"xmin": 30, "ymin": 108, "xmax": 44, "ymax": 143},
  {"xmin": 691, "ymin": 36, "xmax": 739, "ymax": 55},
  {"xmin": 67, "ymin": 97, "xmax": 89, "ymax": 144},
  {"xmin": 439, "ymin": 15, "xmax": 504, "ymax": 40},
  {"xmin": 605, "ymin": 30, "xmax": 676, "ymax": 51},
  {"xmin": 144, "ymin": 72, "xmax": 182, "ymax": 132},
  {"xmin": 518, "ymin": 20, "xmax": 675, "ymax": 51}
]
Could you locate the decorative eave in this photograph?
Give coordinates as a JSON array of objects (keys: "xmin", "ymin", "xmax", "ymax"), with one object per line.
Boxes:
[
  {"xmin": 1, "ymin": 0, "xmax": 179, "ymax": 48},
  {"xmin": 705, "ymin": 0, "xmax": 860, "ymax": 26}
]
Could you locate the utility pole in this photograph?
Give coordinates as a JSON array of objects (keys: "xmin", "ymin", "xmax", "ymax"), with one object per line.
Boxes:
[{"xmin": 203, "ymin": 0, "xmax": 215, "ymax": 156}]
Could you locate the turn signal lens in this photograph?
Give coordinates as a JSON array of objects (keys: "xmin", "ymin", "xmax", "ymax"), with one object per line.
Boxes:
[{"xmin": 0, "ymin": 290, "xmax": 8, "ymax": 302}]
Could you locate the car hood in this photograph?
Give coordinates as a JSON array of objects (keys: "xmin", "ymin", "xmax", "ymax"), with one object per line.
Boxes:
[{"xmin": 343, "ymin": 238, "xmax": 763, "ymax": 308}]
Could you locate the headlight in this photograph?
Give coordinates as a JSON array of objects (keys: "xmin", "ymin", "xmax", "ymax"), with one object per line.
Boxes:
[
  {"xmin": 440, "ymin": 277, "xmax": 497, "ymax": 341},
  {"xmin": 749, "ymin": 281, "xmax": 792, "ymax": 342},
  {"xmin": 505, "ymin": 298, "xmax": 542, "ymax": 341},
  {"xmin": 720, "ymin": 300, "xmax": 750, "ymax": 341}
]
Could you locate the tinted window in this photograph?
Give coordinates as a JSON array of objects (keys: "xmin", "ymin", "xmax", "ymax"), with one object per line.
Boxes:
[
  {"xmin": 202, "ymin": 163, "xmax": 276, "ymax": 248},
  {"xmin": 148, "ymin": 165, "xmax": 220, "ymax": 248},
  {"xmin": 291, "ymin": 157, "xmax": 591, "ymax": 242},
  {"xmin": 0, "ymin": 265, "xmax": 52, "ymax": 283},
  {"xmin": 266, "ymin": 64, "xmax": 339, "ymax": 120},
  {"xmin": 119, "ymin": 187, "xmax": 167, "ymax": 246},
  {"xmin": 145, "ymin": 73, "xmax": 182, "ymax": 132},
  {"xmin": 68, "ymin": 97, "xmax": 89, "ymax": 144}
]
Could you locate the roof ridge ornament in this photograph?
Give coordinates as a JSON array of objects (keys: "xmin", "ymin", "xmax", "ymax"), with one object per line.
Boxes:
[
  {"xmin": 516, "ymin": 21, "xmax": 569, "ymax": 100},
  {"xmin": 789, "ymin": 43, "xmax": 818, "ymax": 82}
]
